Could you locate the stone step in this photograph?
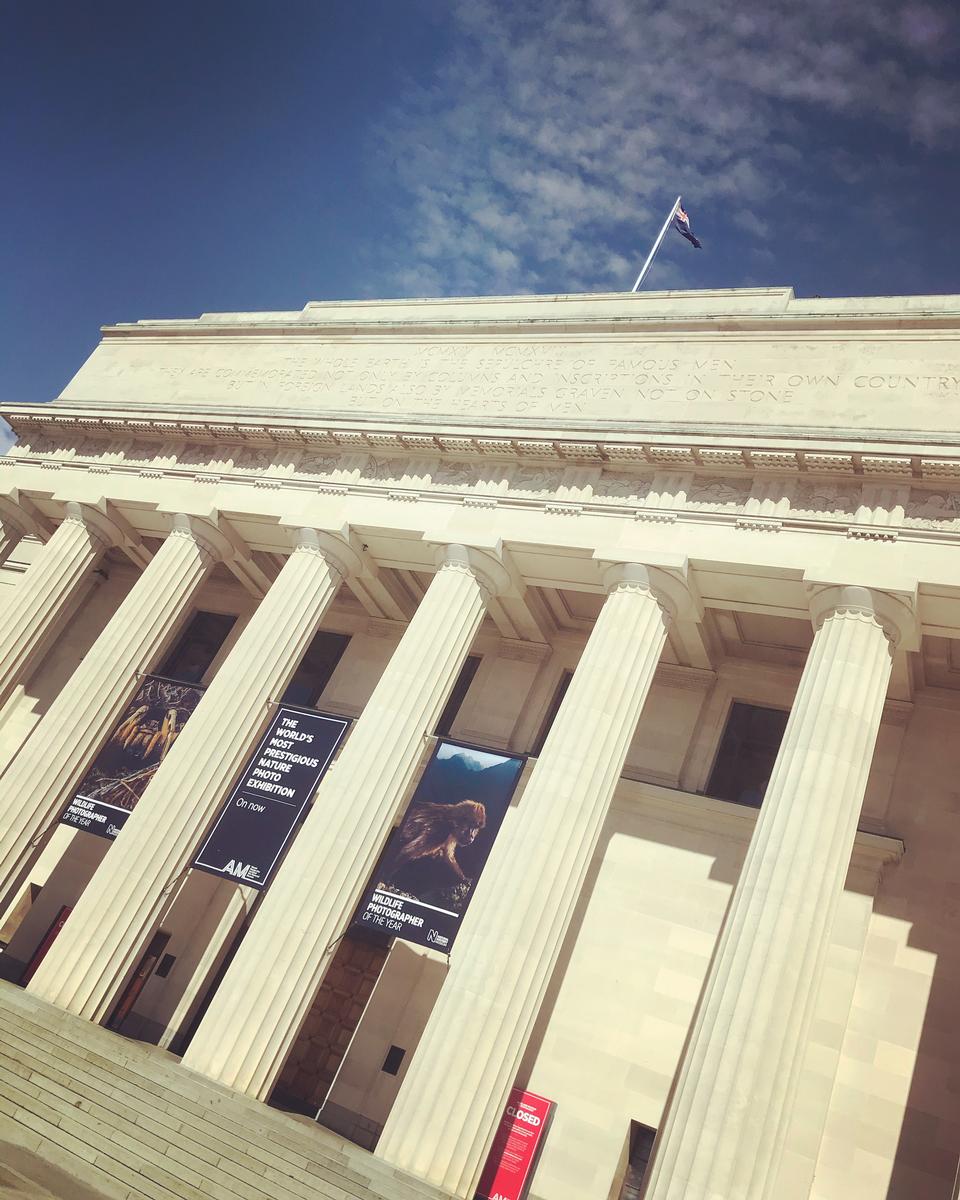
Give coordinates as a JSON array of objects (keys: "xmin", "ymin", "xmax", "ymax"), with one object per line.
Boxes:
[
  {"xmin": 0, "ymin": 1012, "xmax": 367, "ymax": 1194},
  {"xmin": 0, "ymin": 993, "xmax": 356, "ymax": 1164},
  {"xmin": 0, "ymin": 983, "xmax": 452, "ymax": 1200}
]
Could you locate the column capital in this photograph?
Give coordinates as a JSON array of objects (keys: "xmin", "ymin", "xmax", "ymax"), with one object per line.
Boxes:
[
  {"xmin": 434, "ymin": 542, "xmax": 511, "ymax": 600},
  {"xmin": 601, "ymin": 561, "xmax": 700, "ymax": 624},
  {"xmin": 60, "ymin": 501, "xmax": 116, "ymax": 552},
  {"xmin": 808, "ymin": 584, "xmax": 919, "ymax": 651},
  {"xmin": 289, "ymin": 527, "xmax": 363, "ymax": 582},
  {"xmin": 166, "ymin": 513, "xmax": 230, "ymax": 567}
]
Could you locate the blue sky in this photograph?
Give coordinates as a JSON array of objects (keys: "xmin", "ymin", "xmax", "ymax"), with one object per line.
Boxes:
[{"xmin": 2, "ymin": 0, "xmax": 959, "ymax": 436}]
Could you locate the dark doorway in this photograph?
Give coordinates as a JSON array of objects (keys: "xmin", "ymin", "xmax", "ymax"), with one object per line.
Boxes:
[
  {"xmin": 107, "ymin": 930, "xmax": 171, "ymax": 1032},
  {"xmin": 20, "ymin": 905, "xmax": 72, "ymax": 986}
]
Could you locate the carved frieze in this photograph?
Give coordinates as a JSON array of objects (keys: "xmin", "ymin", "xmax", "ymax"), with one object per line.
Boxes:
[
  {"xmin": 594, "ymin": 472, "xmax": 652, "ymax": 502},
  {"xmin": 791, "ymin": 481, "xmax": 862, "ymax": 518},
  {"xmin": 687, "ymin": 477, "xmax": 750, "ymax": 510},
  {"xmin": 509, "ymin": 466, "xmax": 564, "ymax": 496},
  {"xmin": 904, "ymin": 490, "xmax": 960, "ymax": 529}
]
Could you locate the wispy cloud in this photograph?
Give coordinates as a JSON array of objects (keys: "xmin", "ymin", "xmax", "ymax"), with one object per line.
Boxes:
[{"xmin": 367, "ymin": 0, "xmax": 959, "ymax": 295}]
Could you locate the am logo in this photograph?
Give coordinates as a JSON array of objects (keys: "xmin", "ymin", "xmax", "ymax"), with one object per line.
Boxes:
[{"xmin": 222, "ymin": 860, "xmax": 260, "ymax": 881}]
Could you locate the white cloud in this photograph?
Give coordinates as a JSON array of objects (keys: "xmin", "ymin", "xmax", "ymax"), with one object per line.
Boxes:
[
  {"xmin": 367, "ymin": 0, "xmax": 959, "ymax": 295},
  {"xmin": 0, "ymin": 420, "xmax": 14, "ymax": 456}
]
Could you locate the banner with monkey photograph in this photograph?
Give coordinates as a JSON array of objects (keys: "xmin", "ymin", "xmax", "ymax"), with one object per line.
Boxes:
[
  {"xmin": 351, "ymin": 739, "xmax": 526, "ymax": 953},
  {"xmin": 60, "ymin": 674, "xmax": 205, "ymax": 840}
]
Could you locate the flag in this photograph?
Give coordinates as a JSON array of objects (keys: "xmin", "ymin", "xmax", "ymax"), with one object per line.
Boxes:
[{"xmin": 674, "ymin": 201, "xmax": 702, "ymax": 249}]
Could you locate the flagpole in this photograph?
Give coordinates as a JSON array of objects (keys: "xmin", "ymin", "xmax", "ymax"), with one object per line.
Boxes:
[{"xmin": 631, "ymin": 195, "xmax": 682, "ymax": 292}]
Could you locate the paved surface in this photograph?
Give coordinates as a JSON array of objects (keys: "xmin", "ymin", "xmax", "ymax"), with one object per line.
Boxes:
[{"xmin": 1, "ymin": 1142, "xmax": 111, "ymax": 1199}]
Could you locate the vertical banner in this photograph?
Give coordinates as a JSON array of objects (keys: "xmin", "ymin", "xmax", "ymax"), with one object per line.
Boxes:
[
  {"xmin": 192, "ymin": 705, "xmax": 350, "ymax": 890},
  {"xmin": 351, "ymin": 740, "xmax": 525, "ymax": 952},
  {"xmin": 475, "ymin": 1087, "xmax": 555, "ymax": 1200},
  {"xmin": 60, "ymin": 675, "xmax": 204, "ymax": 840}
]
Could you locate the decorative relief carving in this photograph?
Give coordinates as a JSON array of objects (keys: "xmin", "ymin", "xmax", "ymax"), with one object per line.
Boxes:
[
  {"xmin": 687, "ymin": 477, "xmax": 749, "ymax": 509},
  {"xmin": 366, "ymin": 457, "xmax": 409, "ymax": 484},
  {"xmin": 510, "ymin": 467, "xmax": 563, "ymax": 495},
  {"xmin": 432, "ymin": 460, "xmax": 481, "ymax": 488},
  {"xmin": 232, "ymin": 447, "xmax": 274, "ymax": 471},
  {"xmin": 594, "ymin": 472, "xmax": 652, "ymax": 501},
  {"xmin": 175, "ymin": 445, "xmax": 216, "ymax": 469},
  {"xmin": 904, "ymin": 490, "xmax": 960, "ymax": 528},
  {"xmin": 792, "ymin": 481, "xmax": 861, "ymax": 518},
  {"xmin": 298, "ymin": 453, "xmax": 342, "ymax": 475}
]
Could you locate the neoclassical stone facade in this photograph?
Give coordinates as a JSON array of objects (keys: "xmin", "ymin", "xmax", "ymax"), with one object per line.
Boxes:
[{"xmin": 0, "ymin": 287, "xmax": 958, "ymax": 1200}]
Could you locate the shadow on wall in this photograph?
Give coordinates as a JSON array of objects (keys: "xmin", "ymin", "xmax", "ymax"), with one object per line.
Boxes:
[
  {"xmin": 516, "ymin": 805, "xmax": 747, "ymax": 1095},
  {"xmin": 0, "ymin": 565, "xmax": 134, "ymax": 770},
  {"xmin": 874, "ymin": 705, "xmax": 960, "ymax": 1200}
]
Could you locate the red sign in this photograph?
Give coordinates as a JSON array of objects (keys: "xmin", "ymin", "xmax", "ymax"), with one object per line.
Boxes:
[{"xmin": 476, "ymin": 1087, "xmax": 554, "ymax": 1200}]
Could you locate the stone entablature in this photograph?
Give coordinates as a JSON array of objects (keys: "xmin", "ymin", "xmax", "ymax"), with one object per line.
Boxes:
[{"xmin": 5, "ymin": 425, "xmax": 960, "ymax": 541}]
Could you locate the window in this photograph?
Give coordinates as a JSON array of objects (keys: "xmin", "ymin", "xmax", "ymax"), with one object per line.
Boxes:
[
  {"xmin": 707, "ymin": 701, "xmax": 789, "ymax": 808},
  {"xmin": 282, "ymin": 631, "xmax": 351, "ymax": 708},
  {"xmin": 618, "ymin": 1121, "xmax": 657, "ymax": 1200},
  {"xmin": 434, "ymin": 655, "xmax": 482, "ymax": 737},
  {"xmin": 531, "ymin": 669, "xmax": 573, "ymax": 756},
  {"xmin": 158, "ymin": 611, "xmax": 237, "ymax": 684}
]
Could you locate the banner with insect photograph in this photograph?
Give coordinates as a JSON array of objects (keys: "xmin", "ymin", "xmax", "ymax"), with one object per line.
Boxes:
[
  {"xmin": 351, "ymin": 740, "xmax": 525, "ymax": 953},
  {"xmin": 60, "ymin": 674, "xmax": 205, "ymax": 840}
]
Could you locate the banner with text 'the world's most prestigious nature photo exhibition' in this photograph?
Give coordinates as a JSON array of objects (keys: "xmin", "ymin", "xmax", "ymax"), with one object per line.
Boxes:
[
  {"xmin": 351, "ymin": 740, "xmax": 525, "ymax": 953},
  {"xmin": 60, "ymin": 674, "xmax": 205, "ymax": 840},
  {"xmin": 192, "ymin": 704, "xmax": 350, "ymax": 890}
]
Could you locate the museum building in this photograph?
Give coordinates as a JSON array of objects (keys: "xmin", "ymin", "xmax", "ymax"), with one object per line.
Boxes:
[{"xmin": 0, "ymin": 287, "xmax": 957, "ymax": 1200}]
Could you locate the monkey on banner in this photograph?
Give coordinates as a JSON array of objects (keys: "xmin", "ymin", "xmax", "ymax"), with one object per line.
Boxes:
[{"xmin": 350, "ymin": 739, "xmax": 526, "ymax": 952}]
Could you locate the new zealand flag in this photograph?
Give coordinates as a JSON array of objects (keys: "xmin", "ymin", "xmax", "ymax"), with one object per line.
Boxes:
[{"xmin": 674, "ymin": 202, "xmax": 702, "ymax": 249}]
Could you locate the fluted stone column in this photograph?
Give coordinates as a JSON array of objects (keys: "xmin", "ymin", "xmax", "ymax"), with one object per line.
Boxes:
[
  {"xmin": 27, "ymin": 528, "xmax": 353, "ymax": 1020},
  {"xmin": 181, "ymin": 543, "xmax": 504, "ymax": 1097},
  {"xmin": 0, "ymin": 504, "xmax": 112, "ymax": 709},
  {"xmin": 641, "ymin": 585, "xmax": 914, "ymax": 1200},
  {"xmin": 378, "ymin": 562, "xmax": 686, "ymax": 1197},
  {"xmin": 0, "ymin": 514, "xmax": 220, "ymax": 909}
]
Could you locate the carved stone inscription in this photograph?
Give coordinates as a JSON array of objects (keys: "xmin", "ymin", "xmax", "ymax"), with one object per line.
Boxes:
[{"xmin": 61, "ymin": 337, "xmax": 960, "ymax": 432}]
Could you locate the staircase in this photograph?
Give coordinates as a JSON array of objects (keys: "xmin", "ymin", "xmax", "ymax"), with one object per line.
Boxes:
[{"xmin": 0, "ymin": 982, "xmax": 453, "ymax": 1200}]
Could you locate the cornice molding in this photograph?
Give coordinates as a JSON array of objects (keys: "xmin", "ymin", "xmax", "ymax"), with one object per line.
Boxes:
[{"xmin": 5, "ymin": 403, "xmax": 960, "ymax": 482}]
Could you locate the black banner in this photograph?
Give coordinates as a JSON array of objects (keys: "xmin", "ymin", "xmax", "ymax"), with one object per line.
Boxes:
[
  {"xmin": 192, "ymin": 705, "xmax": 349, "ymax": 890},
  {"xmin": 351, "ymin": 740, "xmax": 525, "ymax": 952},
  {"xmin": 60, "ymin": 675, "xmax": 205, "ymax": 840}
]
